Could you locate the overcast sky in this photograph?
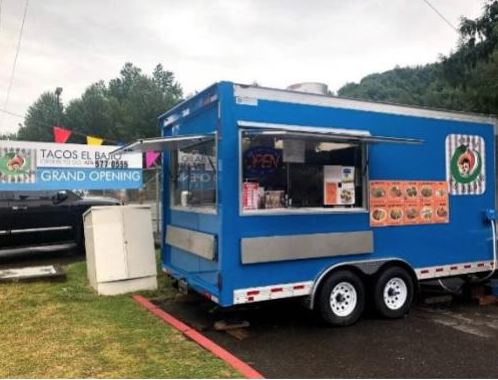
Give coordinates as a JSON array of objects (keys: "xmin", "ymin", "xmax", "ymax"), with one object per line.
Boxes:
[{"xmin": 0, "ymin": 0, "xmax": 486, "ymax": 134}]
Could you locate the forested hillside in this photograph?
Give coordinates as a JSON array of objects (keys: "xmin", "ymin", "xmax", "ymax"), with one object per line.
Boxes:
[{"xmin": 338, "ymin": 0, "xmax": 498, "ymax": 117}]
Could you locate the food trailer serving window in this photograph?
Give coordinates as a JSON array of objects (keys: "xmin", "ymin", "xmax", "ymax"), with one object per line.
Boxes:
[
  {"xmin": 170, "ymin": 138, "xmax": 216, "ymax": 211},
  {"xmin": 238, "ymin": 121, "xmax": 421, "ymax": 214},
  {"xmin": 112, "ymin": 134, "xmax": 217, "ymax": 212}
]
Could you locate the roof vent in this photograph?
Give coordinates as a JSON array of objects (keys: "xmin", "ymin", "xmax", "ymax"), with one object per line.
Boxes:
[{"xmin": 286, "ymin": 82, "xmax": 329, "ymax": 95}]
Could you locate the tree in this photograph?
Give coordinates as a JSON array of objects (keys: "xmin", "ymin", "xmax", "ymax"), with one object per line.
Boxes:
[
  {"xmin": 120, "ymin": 64, "xmax": 183, "ymax": 140},
  {"xmin": 17, "ymin": 63, "xmax": 183, "ymax": 143},
  {"xmin": 108, "ymin": 62, "xmax": 143, "ymax": 102},
  {"xmin": 64, "ymin": 81, "xmax": 118, "ymax": 144},
  {"xmin": 17, "ymin": 92, "xmax": 62, "ymax": 142},
  {"xmin": 152, "ymin": 64, "xmax": 182, "ymax": 98},
  {"xmin": 458, "ymin": 0, "xmax": 498, "ymax": 65},
  {"xmin": 0, "ymin": 132, "xmax": 17, "ymax": 140},
  {"xmin": 338, "ymin": 1, "xmax": 498, "ymax": 117}
]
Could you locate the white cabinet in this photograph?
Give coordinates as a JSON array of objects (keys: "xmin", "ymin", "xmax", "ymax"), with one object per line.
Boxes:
[{"xmin": 83, "ymin": 205, "xmax": 157, "ymax": 295}]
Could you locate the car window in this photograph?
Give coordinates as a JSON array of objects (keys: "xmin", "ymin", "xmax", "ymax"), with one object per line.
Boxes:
[{"xmin": 0, "ymin": 190, "xmax": 80, "ymax": 201}]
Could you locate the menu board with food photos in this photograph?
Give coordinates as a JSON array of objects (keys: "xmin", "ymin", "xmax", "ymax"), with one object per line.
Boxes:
[{"xmin": 369, "ymin": 181, "xmax": 449, "ymax": 227}]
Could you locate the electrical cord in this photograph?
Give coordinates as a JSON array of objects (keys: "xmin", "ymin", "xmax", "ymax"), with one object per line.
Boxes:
[
  {"xmin": 438, "ymin": 278, "xmax": 462, "ymax": 294},
  {"xmin": 0, "ymin": 106, "xmax": 120, "ymax": 144},
  {"xmin": 476, "ymin": 218, "xmax": 497, "ymax": 282}
]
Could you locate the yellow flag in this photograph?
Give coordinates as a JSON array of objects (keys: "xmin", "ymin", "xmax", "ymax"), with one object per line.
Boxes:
[{"xmin": 86, "ymin": 135, "xmax": 104, "ymax": 146}]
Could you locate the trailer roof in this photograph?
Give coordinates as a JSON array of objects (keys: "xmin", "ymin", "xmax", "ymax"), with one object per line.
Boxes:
[
  {"xmin": 234, "ymin": 83, "xmax": 497, "ymax": 126},
  {"xmin": 157, "ymin": 82, "xmax": 497, "ymax": 128}
]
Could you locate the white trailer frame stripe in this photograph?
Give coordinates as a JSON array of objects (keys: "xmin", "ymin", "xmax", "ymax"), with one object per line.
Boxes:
[{"xmin": 232, "ymin": 259, "xmax": 496, "ymax": 305}]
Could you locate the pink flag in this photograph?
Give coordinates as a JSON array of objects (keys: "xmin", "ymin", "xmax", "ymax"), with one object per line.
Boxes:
[{"xmin": 145, "ymin": 151, "xmax": 160, "ymax": 168}]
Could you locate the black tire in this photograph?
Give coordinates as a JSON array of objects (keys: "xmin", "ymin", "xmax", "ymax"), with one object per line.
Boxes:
[
  {"xmin": 318, "ymin": 270, "xmax": 365, "ymax": 326},
  {"xmin": 373, "ymin": 266, "xmax": 414, "ymax": 319}
]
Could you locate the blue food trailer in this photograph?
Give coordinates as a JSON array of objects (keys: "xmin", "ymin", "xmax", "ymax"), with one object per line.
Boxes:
[{"xmin": 118, "ymin": 82, "xmax": 497, "ymax": 326}]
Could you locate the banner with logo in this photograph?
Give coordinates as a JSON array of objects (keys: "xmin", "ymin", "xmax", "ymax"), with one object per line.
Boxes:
[
  {"xmin": 0, "ymin": 140, "xmax": 142, "ymax": 190},
  {"xmin": 445, "ymin": 134, "xmax": 485, "ymax": 195}
]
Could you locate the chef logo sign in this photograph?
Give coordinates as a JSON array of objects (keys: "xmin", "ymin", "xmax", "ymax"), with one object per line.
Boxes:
[
  {"xmin": 445, "ymin": 134, "xmax": 485, "ymax": 195},
  {"xmin": 0, "ymin": 140, "xmax": 142, "ymax": 190},
  {"xmin": 0, "ymin": 148, "xmax": 36, "ymax": 184}
]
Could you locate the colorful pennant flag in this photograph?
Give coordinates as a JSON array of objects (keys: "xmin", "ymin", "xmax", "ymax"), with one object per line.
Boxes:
[
  {"xmin": 86, "ymin": 135, "xmax": 104, "ymax": 146},
  {"xmin": 53, "ymin": 126, "xmax": 72, "ymax": 144},
  {"xmin": 145, "ymin": 151, "xmax": 161, "ymax": 168}
]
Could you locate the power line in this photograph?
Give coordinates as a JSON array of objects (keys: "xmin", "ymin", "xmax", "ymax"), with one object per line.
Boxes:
[
  {"xmin": 0, "ymin": 0, "xmax": 29, "ymax": 129},
  {"xmin": 0, "ymin": 107, "xmax": 23, "ymax": 119},
  {"xmin": 421, "ymin": 0, "xmax": 459, "ymax": 33},
  {"xmin": 0, "ymin": 106, "xmax": 120, "ymax": 144},
  {"xmin": 0, "ymin": 0, "xmax": 3, "ymax": 59}
]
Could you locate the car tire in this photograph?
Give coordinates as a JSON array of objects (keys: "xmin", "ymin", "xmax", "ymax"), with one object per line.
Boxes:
[
  {"xmin": 374, "ymin": 266, "xmax": 414, "ymax": 319},
  {"xmin": 318, "ymin": 270, "xmax": 365, "ymax": 326}
]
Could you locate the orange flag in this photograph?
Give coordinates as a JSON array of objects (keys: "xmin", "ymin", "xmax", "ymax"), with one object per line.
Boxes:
[{"xmin": 86, "ymin": 135, "xmax": 104, "ymax": 146}]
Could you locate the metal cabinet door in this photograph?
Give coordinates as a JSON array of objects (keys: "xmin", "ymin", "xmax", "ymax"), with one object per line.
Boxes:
[
  {"xmin": 122, "ymin": 207, "xmax": 156, "ymax": 279},
  {"xmin": 92, "ymin": 208, "xmax": 128, "ymax": 282}
]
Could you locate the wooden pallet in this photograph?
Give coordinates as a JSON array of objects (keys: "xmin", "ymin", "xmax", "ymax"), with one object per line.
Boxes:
[
  {"xmin": 473, "ymin": 294, "xmax": 498, "ymax": 306},
  {"xmin": 214, "ymin": 319, "xmax": 250, "ymax": 331}
]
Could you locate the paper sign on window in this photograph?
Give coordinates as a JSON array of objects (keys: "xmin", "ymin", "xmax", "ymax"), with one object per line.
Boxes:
[
  {"xmin": 243, "ymin": 182, "xmax": 260, "ymax": 210},
  {"xmin": 324, "ymin": 166, "xmax": 355, "ymax": 205}
]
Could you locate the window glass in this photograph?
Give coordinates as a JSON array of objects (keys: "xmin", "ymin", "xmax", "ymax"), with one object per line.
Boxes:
[
  {"xmin": 241, "ymin": 132, "xmax": 364, "ymax": 211},
  {"xmin": 170, "ymin": 139, "xmax": 216, "ymax": 209},
  {"xmin": 11, "ymin": 191, "xmax": 54, "ymax": 200}
]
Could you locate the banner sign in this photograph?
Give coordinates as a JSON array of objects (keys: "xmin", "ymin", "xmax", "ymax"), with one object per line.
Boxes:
[
  {"xmin": 0, "ymin": 140, "xmax": 142, "ymax": 190},
  {"xmin": 369, "ymin": 180, "xmax": 449, "ymax": 227}
]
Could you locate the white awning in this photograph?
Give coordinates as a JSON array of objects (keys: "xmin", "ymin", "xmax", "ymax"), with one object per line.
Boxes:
[
  {"xmin": 238, "ymin": 121, "xmax": 423, "ymax": 144},
  {"xmin": 111, "ymin": 134, "xmax": 215, "ymax": 155}
]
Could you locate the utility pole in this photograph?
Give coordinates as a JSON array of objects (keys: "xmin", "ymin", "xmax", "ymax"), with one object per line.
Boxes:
[{"xmin": 55, "ymin": 87, "xmax": 63, "ymax": 126}]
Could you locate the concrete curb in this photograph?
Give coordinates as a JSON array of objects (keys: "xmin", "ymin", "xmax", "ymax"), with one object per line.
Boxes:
[{"xmin": 133, "ymin": 295, "xmax": 264, "ymax": 379}]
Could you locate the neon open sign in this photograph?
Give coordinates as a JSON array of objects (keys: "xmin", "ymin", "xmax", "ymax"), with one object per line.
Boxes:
[{"xmin": 243, "ymin": 147, "xmax": 282, "ymax": 177}]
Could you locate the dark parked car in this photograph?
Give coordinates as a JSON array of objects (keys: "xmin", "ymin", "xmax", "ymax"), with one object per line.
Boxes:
[{"xmin": 0, "ymin": 190, "xmax": 120, "ymax": 257}]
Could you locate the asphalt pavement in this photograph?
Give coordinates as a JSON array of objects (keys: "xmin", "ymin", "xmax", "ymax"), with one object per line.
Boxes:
[{"xmin": 156, "ymin": 292, "xmax": 498, "ymax": 378}]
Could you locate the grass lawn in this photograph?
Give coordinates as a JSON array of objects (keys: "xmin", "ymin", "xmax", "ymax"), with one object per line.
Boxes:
[{"xmin": 0, "ymin": 259, "xmax": 240, "ymax": 378}]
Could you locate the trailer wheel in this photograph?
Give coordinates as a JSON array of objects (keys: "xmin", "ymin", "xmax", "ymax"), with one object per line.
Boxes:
[
  {"xmin": 374, "ymin": 266, "xmax": 413, "ymax": 319},
  {"xmin": 318, "ymin": 270, "xmax": 365, "ymax": 326}
]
